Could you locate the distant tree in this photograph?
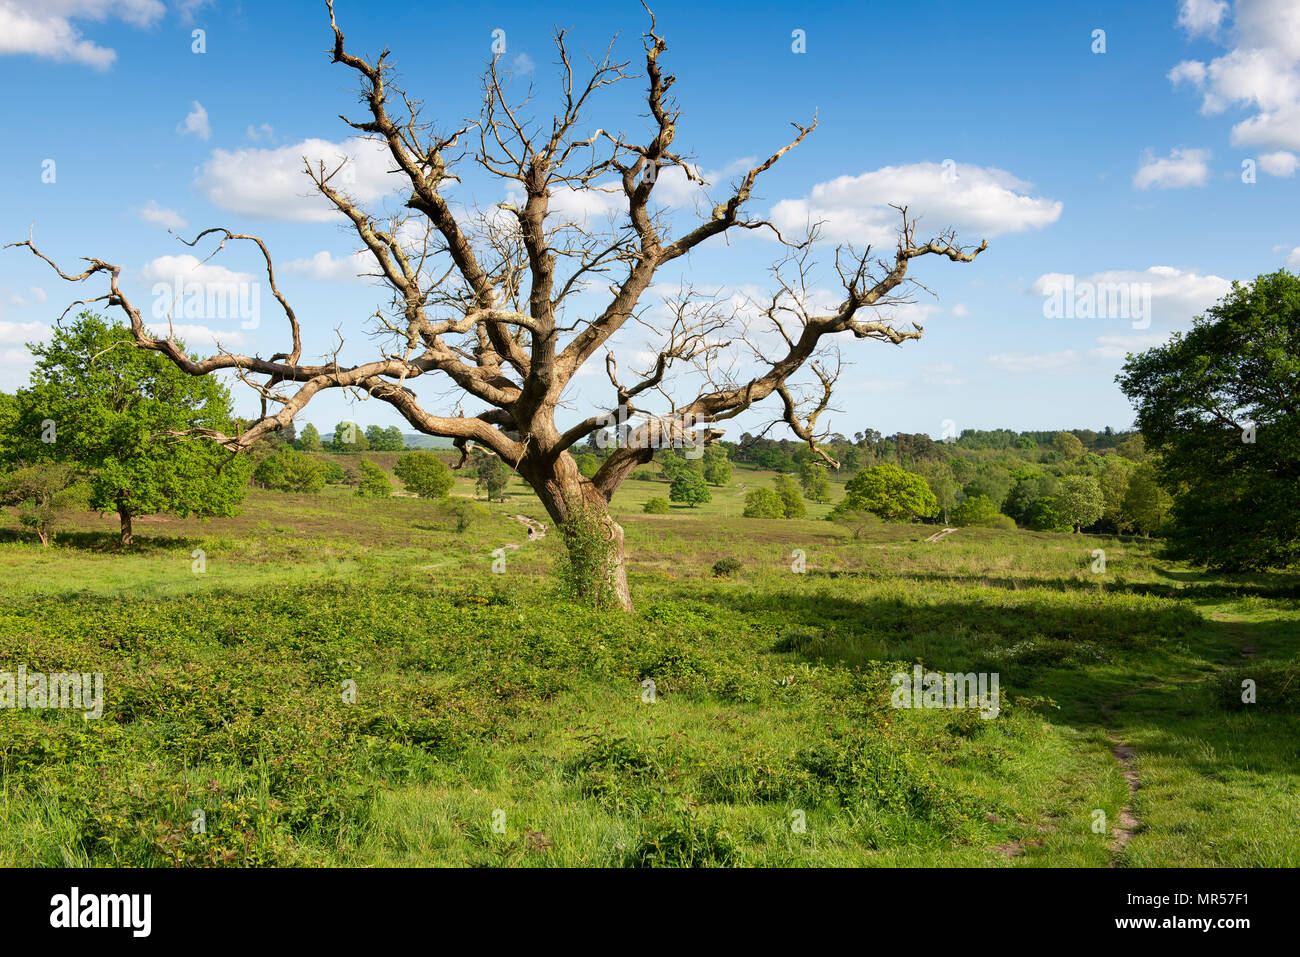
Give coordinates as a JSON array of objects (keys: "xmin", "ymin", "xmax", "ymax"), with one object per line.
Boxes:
[
  {"xmin": 1122, "ymin": 463, "xmax": 1172, "ymax": 537},
  {"xmin": 1025, "ymin": 496, "xmax": 1070, "ymax": 532},
  {"xmin": 1003, "ymin": 474, "xmax": 1054, "ymax": 525},
  {"xmin": 1055, "ymin": 475, "xmax": 1104, "ymax": 532},
  {"xmin": 320, "ymin": 460, "xmax": 346, "ymax": 484},
  {"xmin": 355, "ymin": 459, "xmax": 392, "ymax": 497},
  {"xmin": 1116, "ymin": 433, "xmax": 1146, "ymax": 462},
  {"xmin": 799, "ymin": 461, "xmax": 831, "ymax": 503},
  {"xmin": 773, "ymin": 473, "xmax": 805, "ymax": 518},
  {"xmin": 1119, "ymin": 270, "xmax": 1300, "ymax": 569},
  {"xmin": 702, "ymin": 445, "xmax": 732, "ymax": 486},
  {"xmin": 743, "ymin": 486, "xmax": 785, "ymax": 518},
  {"xmin": 575, "ymin": 451, "xmax": 601, "ymax": 478},
  {"xmin": 643, "ymin": 496, "xmax": 670, "ymax": 514},
  {"xmin": 393, "ymin": 451, "xmax": 454, "ymax": 498},
  {"xmin": 365, "ymin": 424, "xmax": 406, "ymax": 451},
  {"xmin": 917, "ymin": 462, "xmax": 959, "ymax": 524},
  {"xmin": 10, "ymin": 312, "xmax": 250, "ymax": 545},
  {"xmin": 829, "ymin": 508, "xmax": 883, "ymax": 539},
  {"xmin": 670, "ymin": 470, "xmax": 711, "ymax": 508},
  {"xmin": 832, "ymin": 464, "xmax": 938, "ymax": 523},
  {"xmin": 0, "ymin": 463, "xmax": 86, "ymax": 546},
  {"xmin": 1052, "ymin": 431, "xmax": 1085, "ymax": 458},
  {"xmin": 951, "ymin": 494, "xmax": 998, "ymax": 526},
  {"xmin": 474, "ymin": 452, "xmax": 511, "ymax": 502},
  {"xmin": 1098, "ymin": 458, "xmax": 1134, "ymax": 532},
  {"xmin": 296, "ymin": 423, "xmax": 323, "ymax": 452},
  {"xmin": 448, "ymin": 499, "xmax": 489, "ymax": 533},
  {"xmin": 963, "ymin": 464, "xmax": 1013, "ymax": 509},
  {"xmin": 332, "ymin": 421, "xmax": 369, "ymax": 452}
]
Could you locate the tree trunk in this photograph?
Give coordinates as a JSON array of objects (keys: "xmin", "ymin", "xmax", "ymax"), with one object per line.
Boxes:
[
  {"xmin": 119, "ymin": 507, "xmax": 133, "ymax": 547},
  {"xmin": 524, "ymin": 460, "xmax": 634, "ymax": 612},
  {"xmin": 36, "ymin": 527, "xmax": 49, "ymax": 548}
]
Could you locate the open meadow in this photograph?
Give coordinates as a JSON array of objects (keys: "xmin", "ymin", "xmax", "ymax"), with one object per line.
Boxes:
[{"xmin": 2, "ymin": 464, "xmax": 1295, "ymax": 868}]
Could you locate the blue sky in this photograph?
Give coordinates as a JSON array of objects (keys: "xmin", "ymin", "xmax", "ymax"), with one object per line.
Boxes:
[{"xmin": 1, "ymin": 0, "xmax": 1297, "ymax": 442}]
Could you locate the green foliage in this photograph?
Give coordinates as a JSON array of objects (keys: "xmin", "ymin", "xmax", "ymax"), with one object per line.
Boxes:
[
  {"xmin": 669, "ymin": 470, "xmax": 711, "ymax": 507},
  {"xmin": 629, "ymin": 802, "xmax": 739, "ymax": 868},
  {"xmin": 743, "ymin": 487, "xmax": 785, "ymax": 518},
  {"xmin": 331, "ymin": 422, "xmax": 369, "ymax": 452},
  {"xmin": 448, "ymin": 499, "xmax": 488, "ymax": 533},
  {"xmin": 799, "ymin": 461, "xmax": 831, "ymax": 503},
  {"xmin": 772, "ymin": 473, "xmax": 805, "ymax": 518},
  {"xmin": 253, "ymin": 448, "xmax": 327, "ymax": 493},
  {"xmin": 320, "ymin": 461, "xmax": 346, "ymax": 484},
  {"xmin": 643, "ymin": 496, "xmax": 670, "ymax": 514},
  {"xmin": 1119, "ymin": 270, "xmax": 1300, "ymax": 570},
  {"xmin": 1055, "ymin": 475, "xmax": 1104, "ymax": 532},
  {"xmin": 1053, "ymin": 431, "xmax": 1085, "ymax": 458},
  {"xmin": 702, "ymin": 445, "xmax": 732, "ymax": 486},
  {"xmin": 474, "ymin": 453, "xmax": 510, "ymax": 502},
  {"xmin": 295, "ymin": 423, "xmax": 323, "ymax": 452},
  {"xmin": 393, "ymin": 451, "xmax": 453, "ymax": 499},
  {"xmin": 829, "ymin": 508, "xmax": 882, "ymax": 539},
  {"xmin": 575, "ymin": 452, "xmax": 601, "ymax": 479},
  {"xmin": 951, "ymin": 494, "xmax": 999, "ymax": 527},
  {"xmin": 1123, "ymin": 463, "xmax": 1172, "ymax": 537},
  {"xmin": 364, "ymin": 425, "xmax": 405, "ymax": 452},
  {"xmin": 832, "ymin": 464, "xmax": 938, "ymax": 523},
  {"xmin": 0, "ymin": 463, "xmax": 86, "ymax": 545},
  {"xmin": 11, "ymin": 312, "xmax": 250, "ymax": 537},
  {"xmin": 1025, "ymin": 496, "xmax": 1070, "ymax": 532},
  {"xmin": 354, "ymin": 460, "xmax": 392, "ymax": 497},
  {"xmin": 711, "ymin": 556, "xmax": 742, "ymax": 577}
]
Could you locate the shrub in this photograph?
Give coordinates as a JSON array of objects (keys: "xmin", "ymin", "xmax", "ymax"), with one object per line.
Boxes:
[
  {"xmin": 253, "ymin": 449, "xmax": 327, "ymax": 493},
  {"xmin": 354, "ymin": 460, "xmax": 392, "ymax": 497},
  {"xmin": 643, "ymin": 496, "xmax": 670, "ymax": 514},
  {"xmin": 952, "ymin": 494, "xmax": 998, "ymax": 526},
  {"xmin": 830, "ymin": 508, "xmax": 882, "ymax": 539},
  {"xmin": 981, "ymin": 513, "xmax": 1017, "ymax": 531},
  {"xmin": 632, "ymin": 468, "xmax": 658, "ymax": 482},
  {"xmin": 773, "ymin": 474, "xmax": 806, "ymax": 519},
  {"xmin": 712, "ymin": 557, "xmax": 742, "ymax": 577}
]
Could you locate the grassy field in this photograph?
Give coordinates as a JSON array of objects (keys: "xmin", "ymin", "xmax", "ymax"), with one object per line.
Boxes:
[{"xmin": 1, "ymin": 467, "xmax": 1297, "ymax": 867}]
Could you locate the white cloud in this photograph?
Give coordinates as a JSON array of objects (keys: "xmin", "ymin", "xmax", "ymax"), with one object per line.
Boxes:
[
  {"xmin": 771, "ymin": 161, "xmax": 1061, "ymax": 245},
  {"xmin": 1179, "ymin": 0, "xmax": 1229, "ymax": 37},
  {"xmin": 1170, "ymin": 0, "xmax": 1300, "ymax": 151},
  {"xmin": 1259, "ymin": 149, "xmax": 1299, "ymax": 175},
  {"xmin": 1133, "ymin": 147, "xmax": 1211, "ymax": 189},
  {"xmin": 246, "ymin": 123, "xmax": 274, "ymax": 141},
  {"xmin": 141, "ymin": 254, "xmax": 252, "ymax": 288},
  {"xmin": 0, "ymin": 0, "xmax": 164, "ymax": 70},
  {"xmin": 1286, "ymin": 246, "xmax": 1300, "ymax": 266},
  {"xmin": 950, "ymin": 303, "xmax": 970, "ymax": 317},
  {"xmin": 138, "ymin": 200, "xmax": 187, "ymax": 230},
  {"xmin": 512, "ymin": 52, "xmax": 534, "ymax": 76},
  {"xmin": 195, "ymin": 137, "xmax": 400, "ymax": 223},
  {"xmin": 178, "ymin": 100, "xmax": 211, "ymax": 141},
  {"xmin": 0, "ymin": 319, "xmax": 52, "ymax": 344},
  {"xmin": 282, "ymin": 250, "xmax": 372, "ymax": 282},
  {"xmin": 1032, "ymin": 265, "xmax": 1231, "ymax": 325},
  {"xmin": 27, "ymin": 286, "xmax": 46, "ymax": 304},
  {"xmin": 986, "ymin": 350, "xmax": 1081, "ymax": 373},
  {"xmin": 1092, "ymin": 333, "xmax": 1174, "ymax": 360}
]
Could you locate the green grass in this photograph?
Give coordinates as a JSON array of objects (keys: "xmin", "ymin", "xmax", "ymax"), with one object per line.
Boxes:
[{"xmin": 1, "ymin": 476, "xmax": 1296, "ymax": 867}]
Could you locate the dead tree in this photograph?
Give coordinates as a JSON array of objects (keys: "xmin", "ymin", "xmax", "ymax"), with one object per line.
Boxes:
[{"xmin": 11, "ymin": 3, "xmax": 986, "ymax": 611}]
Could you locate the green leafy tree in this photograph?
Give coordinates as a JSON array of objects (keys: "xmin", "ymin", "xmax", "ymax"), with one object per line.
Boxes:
[
  {"xmin": 1116, "ymin": 433, "xmax": 1146, "ymax": 462},
  {"xmin": 773, "ymin": 473, "xmax": 805, "ymax": 518},
  {"xmin": 1054, "ymin": 475, "xmax": 1104, "ymax": 532},
  {"xmin": 799, "ymin": 461, "xmax": 830, "ymax": 503},
  {"xmin": 365, "ymin": 424, "xmax": 406, "ymax": 451},
  {"xmin": 393, "ymin": 451, "xmax": 454, "ymax": 498},
  {"xmin": 831, "ymin": 464, "xmax": 938, "ymax": 523},
  {"xmin": 253, "ymin": 448, "xmax": 327, "ymax": 492},
  {"xmin": 332, "ymin": 421, "xmax": 369, "ymax": 452},
  {"xmin": 1025, "ymin": 496, "xmax": 1070, "ymax": 532},
  {"xmin": 0, "ymin": 463, "xmax": 87, "ymax": 546},
  {"xmin": 1098, "ymin": 458, "xmax": 1134, "ymax": 532},
  {"xmin": 1119, "ymin": 270, "xmax": 1300, "ymax": 569},
  {"xmin": 12, "ymin": 313, "xmax": 250, "ymax": 545},
  {"xmin": 474, "ymin": 452, "xmax": 510, "ymax": 501},
  {"xmin": 669, "ymin": 470, "xmax": 711, "ymax": 507},
  {"xmin": 296, "ymin": 423, "xmax": 323, "ymax": 452},
  {"xmin": 354, "ymin": 459, "xmax": 392, "ymax": 497},
  {"xmin": 951, "ymin": 493, "xmax": 998, "ymax": 526},
  {"xmin": 743, "ymin": 486, "xmax": 785, "ymax": 518},
  {"xmin": 1122, "ymin": 462, "xmax": 1172, "ymax": 537},
  {"xmin": 1053, "ymin": 431, "xmax": 1085, "ymax": 459},
  {"xmin": 643, "ymin": 496, "xmax": 670, "ymax": 514},
  {"xmin": 575, "ymin": 451, "xmax": 601, "ymax": 478},
  {"xmin": 702, "ymin": 445, "xmax": 732, "ymax": 486}
]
